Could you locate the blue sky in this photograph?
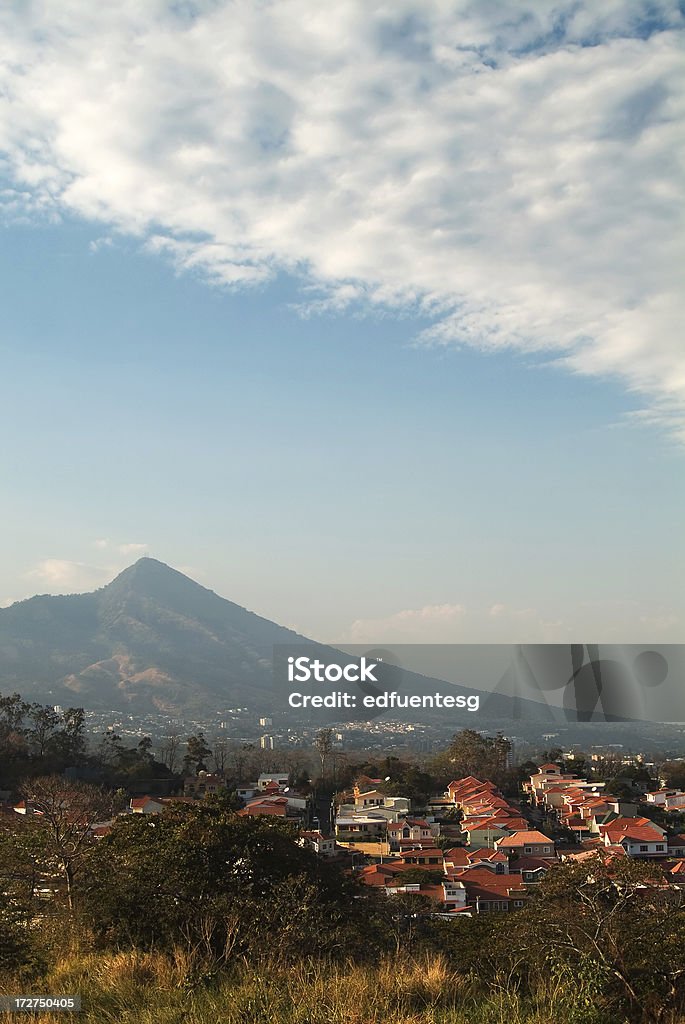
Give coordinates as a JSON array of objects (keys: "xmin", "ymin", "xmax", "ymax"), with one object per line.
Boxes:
[{"xmin": 0, "ymin": 1, "xmax": 683, "ymax": 642}]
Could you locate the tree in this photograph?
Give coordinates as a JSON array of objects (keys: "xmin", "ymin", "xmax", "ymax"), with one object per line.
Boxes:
[
  {"xmin": 209, "ymin": 735, "xmax": 229, "ymax": 775},
  {"xmin": 25, "ymin": 704, "xmax": 61, "ymax": 759},
  {"xmin": 661, "ymin": 760, "xmax": 685, "ymax": 790},
  {"xmin": 0, "ymin": 693, "xmax": 30, "ymax": 773},
  {"xmin": 314, "ymin": 729, "xmax": 333, "ymax": 781},
  {"xmin": 183, "ymin": 732, "xmax": 212, "ymax": 774},
  {"xmin": 494, "ymin": 854, "xmax": 685, "ymax": 1015},
  {"xmin": 80, "ymin": 802, "xmax": 370, "ymax": 961},
  {"xmin": 431, "ymin": 729, "xmax": 511, "ymax": 786},
  {"xmin": 158, "ymin": 733, "xmax": 181, "ymax": 774},
  {"xmin": 97, "ymin": 730, "xmax": 124, "ymax": 767},
  {"xmin": 53, "ymin": 707, "xmax": 86, "ymax": 763},
  {"xmin": 0, "ymin": 822, "xmax": 50, "ymax": 920},
  {"xmin": 19, "ymin": 776, "xmax": 114, "ymax": 911}
]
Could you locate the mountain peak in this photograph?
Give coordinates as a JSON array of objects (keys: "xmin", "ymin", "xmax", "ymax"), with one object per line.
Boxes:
[{"xmin": 104, "ymin": 557, "xmax": 212, "ymax": 603}]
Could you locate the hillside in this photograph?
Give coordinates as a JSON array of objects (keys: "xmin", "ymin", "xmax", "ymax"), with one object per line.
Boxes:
[
  {"xmin": 0, "ymin": 558, "xmax": 304, "ymax": 714},
  {"xmin": 0, "ymin": 558, "xmax": 551, "ymax": 723}
]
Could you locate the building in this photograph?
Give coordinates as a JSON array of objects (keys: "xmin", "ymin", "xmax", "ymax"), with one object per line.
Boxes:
[
  {"xmin": 257, "ymin": 773, "xmax": 289, "ymax": 790},
  {"xmin": 599, "ymin": 817, "xmax": 668, "ymax": 858},
  {"xmin": 129, "ymin": 797, "xmax": 165, "ymax": 814},
  {"xmin": 183, "ymin": 771, "xmax": 224, "ymax": 799},
  {"xmin": 299, "ymin": 830, "xmax": 338, "ymax": 857},
  {"xmin": 495, "ymin": 831, "xmax": 556, "ymax": 858}
]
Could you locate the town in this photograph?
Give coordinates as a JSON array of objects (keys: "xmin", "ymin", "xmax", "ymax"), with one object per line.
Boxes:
[
  {"xmin": 5, "ymin": 698, "xmax": 685, "ymax": 1021},
  {"xmin": 7, "ymin": 729, "xmax": 685, "ymax": 918},
  {"xmin": 47, "ymin": 756, "xmax": 684, "ymax": 918}
]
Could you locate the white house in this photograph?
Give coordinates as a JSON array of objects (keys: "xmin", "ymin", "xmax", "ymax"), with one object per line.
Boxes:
[{"xmin": 299, "ymin": 830, "xmax": 337, "ymax": 857}]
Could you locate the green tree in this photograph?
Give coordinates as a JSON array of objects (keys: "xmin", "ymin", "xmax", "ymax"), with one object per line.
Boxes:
[
  {"xmin": 492, "ymin": 854, "xmax": 685, "ymax": 1015},
  {"xmin": 662, "ymin": 760, "xmax": 685, "ymax": 790},
  {"xmin": 183, "ymin": 731, "xmax": 212, "ymax": 774},
  {"xmin": 80, "ymin": 802, "xmax": 371, "ymax": 962},
  {"xmin": 431, "ymin": 729, "xmax": 511, "ymax": 786},
  {"xmin": 0, "ymin": 822, "xmax": 50, "ymax": 920}
]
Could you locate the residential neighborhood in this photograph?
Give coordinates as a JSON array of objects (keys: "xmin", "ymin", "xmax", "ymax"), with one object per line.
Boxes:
[
  {"xmin": 14, "ymin": 755, "xmax": 678, "ymax": 924},
  {"xmin": 5, "ymin": 714, "xmax": 685, "ymax": 1023},
  {"xmin": 338, "ymin": 763, "xmax": 685, "ymax": 916},
  {"xmin": 9, "ymin": 756, "xmax": 685, "ymax": 923}
]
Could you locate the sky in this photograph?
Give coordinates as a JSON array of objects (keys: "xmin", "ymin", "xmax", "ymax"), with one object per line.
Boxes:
[{"xmin": 0, "ymin": 0, "xmax": 683, "ymax": 644}]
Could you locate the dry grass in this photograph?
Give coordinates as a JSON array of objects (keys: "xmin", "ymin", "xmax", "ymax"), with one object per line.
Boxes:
[{"xmin": 0, "ymin": 950, "xmax": 676, "ymax": 1024}]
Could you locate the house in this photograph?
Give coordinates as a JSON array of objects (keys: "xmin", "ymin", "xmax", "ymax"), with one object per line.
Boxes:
[
  {"xmin": 397, "ymin": 847, "xmax": 444, "ymax": 868},
  {"xmin": 129, "ymin": 796, "xmax": 165, "ymax": 815},
  {"xmin": 257, "ymin": 773, "xmax": 289, "ymax": 790},
  {"xmin": 387, "ymin": 818, "xmax": 435, "ymax": 850},
  {"xmin": 461, "ymin": 815, "xmax": 528, "ymax": 849},
  {"xmin": 358, "ymin": 865, "xmax": 470, "ymax": 914},
  {"xmin": 299, "ymin": 830, "xmax": 337, "ymax": 857},
  {"xmin": 184, "ymin": 772, "xmax": 224, "ymax": 799},
  {"xmin": 599, "ymin": 817, "xmax": 668, "ymax": 858},
  {"xmin": 355, "ymin": 775, "xmax": 383, "ymax": 789},
  {"xmin": 239, "ymin": 796, "xmax": 289, "ymax": 818},
  {"xmin": 525, "ymin": 767, "xmax": 605, "ymax": 809},
  {"xmin": 456, "ymin": 869, "xmax": 528, "ymax": 913},
  {"xmin": 91, "ymin": 822, "xmax": 114, "ymax": 838},
  {"xmin": 358, "ymin": 863, "xmax": 407, "ymax": 888},
  {"xmin": 668, "ymin": 834, "xmax": 685, "ymax": 857},
  {"xmin": 510, "ymin": 856, "xmax": 553, "ymax": 882},
  {"xmin": 444, "ymin": 847, "xmax": 510, "ymax": 874},
  {"xmin": 335, "ymin": 813, "xmax": 388, "ymax": 839},
  {"xmin": 385, "ymin": 879, "xmax": 469, "ymax": 913},
  {"xmin": 354, "ymin": 788, "xmax": 386, "ymax": 809},
  {"xmin": 495, "ymin": 831, "xmax": 556, "ymax": 858},
  {"xmin": 645, "ymin": 789, "xmax": 685, "ymax": 811},
  {"xmin": 382, "ymin": 796, "xmax": 412, "ymax": 814},
  {"xmin": 670, "ymin": 860, "xmax": 685, "ymax": 884}
]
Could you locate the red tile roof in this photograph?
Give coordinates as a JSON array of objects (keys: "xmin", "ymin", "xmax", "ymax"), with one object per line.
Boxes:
[
  {"xmin": 496, "ymin": 830, "xmax": 554, "ymax": 847},
  {"xmin": 600, "ymin": 817, "xmax": 665, "ymax": 844}
]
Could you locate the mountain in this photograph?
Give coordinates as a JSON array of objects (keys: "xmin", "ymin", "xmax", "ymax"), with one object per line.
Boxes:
[
  {"xmin": 0, "ymin": 558, "xmax": 305, "ymax": 714},
  {"xmin": 0, "ymin": 558, "xmax": 553, "ymax": 725}
]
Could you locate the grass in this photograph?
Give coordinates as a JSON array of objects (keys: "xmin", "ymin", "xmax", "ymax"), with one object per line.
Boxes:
[
  {"xmin": 0, "ymin": 946, "xmax": 622, "ymax": 1024},
  {"xmin": 0, "ymin": 949, "xmax": 639, "ymax": 1024}
]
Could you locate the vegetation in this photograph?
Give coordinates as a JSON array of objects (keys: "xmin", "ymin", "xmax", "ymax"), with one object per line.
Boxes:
[
  {"xmin": 3, "ymin": 788, "xmax": 685, "ymax": 1022},
  {"xmin": 4, "ymin": 692, "xmax": 685, "ymax": 1022}
]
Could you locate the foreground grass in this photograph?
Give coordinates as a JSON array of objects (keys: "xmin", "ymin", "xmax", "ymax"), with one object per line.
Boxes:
[{"xmin": 3, "ymin": 948, "xmax": 683, "ymax": 1024}]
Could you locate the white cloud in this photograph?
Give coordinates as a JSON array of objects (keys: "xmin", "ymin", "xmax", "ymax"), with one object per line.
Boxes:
[
  {"xmin": 27, "ymin": 559, "xmax": 111, "ymax": 592},
  {"xmin": 346, "ymin": 602, "xmax": 568, "ymax": 643},
  {"xmin": 24, "ymin": 543, "xmax": 149, "ymax": 596},
  {"xmin": 92, "ymin": 539, "xmax": 148, "ymax": 556},
  {"xmin": 88, "ymin": 235, "xmax": 113, "ymax": 253},
  {"xmin": 0, "ymin": 2, "xmax": 684, "ymax": 437},
  {"xmin": 117, "ymin": 542, "xmax": 149, "ymax": 556},
  {"xmin": 347, "ymin": 603, "xmax": 467, "ymax": 643},
  {"xmin": 344, "ymin": 598, "xmax": 681, "ymax": 643}
]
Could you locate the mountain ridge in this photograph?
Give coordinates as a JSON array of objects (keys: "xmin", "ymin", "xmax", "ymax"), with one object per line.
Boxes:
[
  {"xmin": 0, "ymin": 558, "xmax": 306, "ymax": 714},
  {"xmin": 0, "ymin": 558, "xmax": 542, "ymax": 724}
]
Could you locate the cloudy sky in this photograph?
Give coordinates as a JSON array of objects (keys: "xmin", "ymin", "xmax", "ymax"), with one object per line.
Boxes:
[{"xmin": 1, "ymin": 0, "xmax": 683, "ymax": 643}]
